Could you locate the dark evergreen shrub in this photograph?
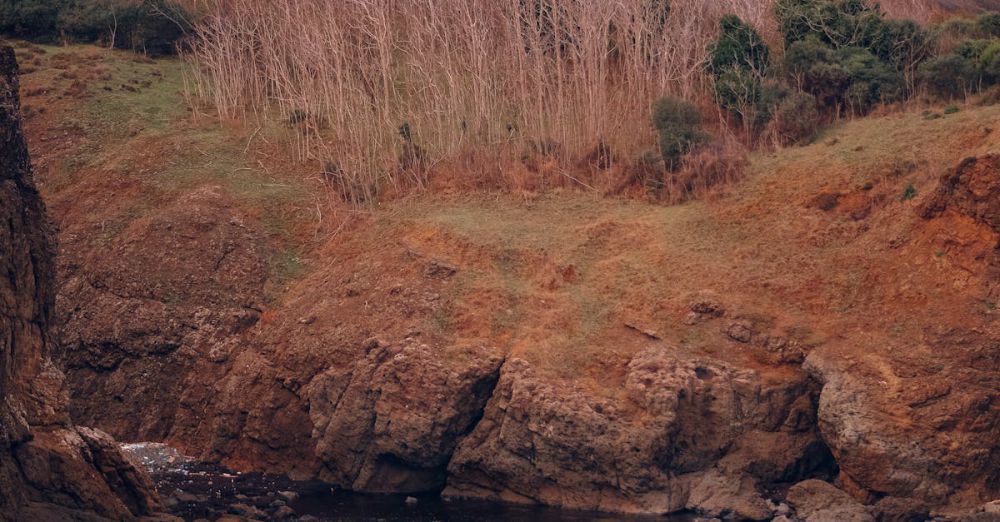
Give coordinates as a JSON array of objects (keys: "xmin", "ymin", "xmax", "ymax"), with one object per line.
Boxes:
[{"xmin": 651, "ymin": 96, "xmax": 705, "ymax": 172}]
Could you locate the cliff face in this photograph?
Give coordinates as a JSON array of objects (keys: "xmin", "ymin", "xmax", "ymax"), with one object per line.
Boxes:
[
  {"xmin": 16, "ymin": 41, "xmax": 1000, "ymax": 521},
  {"xmin": 0, "ymin": 44, "xmax": 160, "ymax": 522}
]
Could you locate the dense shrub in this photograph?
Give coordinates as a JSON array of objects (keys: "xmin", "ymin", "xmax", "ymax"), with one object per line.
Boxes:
[
  {"xmin": 708, "ymin": 15, "xmax": 770, "ymax": 76},
  {"xmin": 777, "ymin": 0, "xmax": 887, "ymax": 49},
  {"xmin": 772, "ymin": 90, "xmax": 821, "ymax": 145},
  {"xmin": 867, "ymin": 18, "xmax": 930, "ymax": 71},
  {"xmin": 776, "ymin": 0, "xmax": 929, "ymax": 75},
  {"xmin": 708, "ymin": 15, "xmax": 774, "ymax": 133},
  {"xmin": 983, "ymin": 41, "xmax": 1000, "ymax": 83},
  {"xmin": 651, "ymin": 96, "xmax": 705, "ymax": 172},
  {"xmin": 0, "ymin": 0, "xmax": 188, "ymax": 55},
  {"xmin": 919, "ymin": 53, "xmax": 976, "ymax": 98},
  {"xmin": 920, "ymin": 37, "xmax": 1000, "ymax": 99},
  {"xmin": 786, "ymin": 39, "xmax": 904, "ymax": 114},
  {"xmin": 837, "ymin": 46, "xmax": 906, "ymax": 112},
  {"xmin": 0, "ymin": 0, "xmax": 67, "ymax": 40},
  {"xmin": 978, "ymin": 12, "xmax": 1000, "ymax": 38}
]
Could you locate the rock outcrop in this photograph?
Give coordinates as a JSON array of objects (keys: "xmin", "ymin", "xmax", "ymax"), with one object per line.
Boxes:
[
  {"xmin": 444, "ymin": 346, "xmax": 832, "ymax": 516},
  {"xmin": 804, "ymin": 339, "xmax": 1000, "ymax": 514},
  {"xmin": 305, "ymin": 339, "xmax": 504, "ymax": 492},
  {"xmin": 56, "ymin": 185, "xmax": 269, "ymax": 442},
  {"xmin": 0, "ymin": 44, "xmax": 160, "ymax": 521},
  {"xmin": 920, "ymin": 154, "xmax": 1000, "ymax": 231}
]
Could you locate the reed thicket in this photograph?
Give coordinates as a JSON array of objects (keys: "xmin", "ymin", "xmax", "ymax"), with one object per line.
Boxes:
[{"xmin": 184, "ymin": 0, "xmax": 783, "ymax": 201}]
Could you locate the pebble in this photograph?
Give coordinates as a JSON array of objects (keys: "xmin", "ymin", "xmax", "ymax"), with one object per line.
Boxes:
[
  {"xmin": 274, "ymin": 505, "xmax": 296, "ymax": 518},
  {"xmin": 405, "ymin": 496, "xmax": 419, "ymax": 505}
]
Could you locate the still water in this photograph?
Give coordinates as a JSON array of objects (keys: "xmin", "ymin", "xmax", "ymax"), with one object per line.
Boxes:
[
  {"xmin": 291, "ymin": 490, "xmax": 696, "ymax": 521},
  {"xmin": 123, "ymin": 443, "xmax": 696, "ymax": 522}
]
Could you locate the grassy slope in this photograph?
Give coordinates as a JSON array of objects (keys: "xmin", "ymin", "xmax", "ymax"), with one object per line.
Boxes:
[
  {"xmin": 15, "ymin": 42, "xmax": 1000, "ymax": 388},
  {"xmin": 15, "ymin": 43, "xmax": 319, "ymax": 295}
]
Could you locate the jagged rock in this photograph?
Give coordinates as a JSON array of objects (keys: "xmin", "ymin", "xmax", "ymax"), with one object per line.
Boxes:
[
  {"xmin": 786, "ymin": 479, "xmax": 874, "ymax": 522},
  {"xmin": 0, "ymin": 44, "xmax": 160, "ymax": 521},
  {"xmin": 445, "ymin": 347, "xmax": 827, "ymax": 514},
  {"xmin": 304, "ymin": 339, "xmax": 503, "ymax": 492}
]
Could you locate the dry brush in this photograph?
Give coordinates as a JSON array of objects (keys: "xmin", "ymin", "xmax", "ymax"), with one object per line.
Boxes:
[{"xmin": 185, "ymin": 0, "xmax": 776, "ymax": 201}]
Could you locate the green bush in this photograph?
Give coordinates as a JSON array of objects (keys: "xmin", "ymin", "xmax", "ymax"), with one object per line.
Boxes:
[
  {"xmin": 866, "ymin": 18, "xmax": 929, "ymax": 70},
  {"xmin": 920, "ymin": 53, "xmax": 977, "ymax": 98},
  {"xmin": 708, "ymin": 15, "xmax": 775, "ymax": 133},
  {"xmin": 776, "ymin": 0, "xmax": 928, "ymax": 77},
  {"xmin": 786, "ymin": 39, "xmax": 903, "ymax": 114},
  {"xmin": 837, "ymin": 46, "xmax": 905, "ymax": 112},
  {"xmin": 773, "ymin": 90, "xmax": 821, "ymax": 145},
  {"xmin": 651, "ymin": 96, "xmax": 705, "ymax": 172},
  {"xmin": 708, "ymin": 15, "xmax": 770, "ymax": 76},
  {"xmin": 978, "ymin": 12, "xmax": 1000, "ymax": 38},
  {"xmin": 0, "ymin": 0, "xmax": 68, "ymax": 40},
  {"xmin": 920, "ymin": 38, "xmax": 1000, "ymax": 99},
  {"xmin": 778, "ymin": 0, "xmax": 888, "ymax": 49},
  {"xmin": 979, "ymin": 40, "xmax": 1000, "ymax": 84}
]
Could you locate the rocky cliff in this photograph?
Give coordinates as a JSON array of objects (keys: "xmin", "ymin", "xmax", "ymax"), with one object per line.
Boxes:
[
  {"xmin": 0, "ymin": 44, "xmax": 161, "ymax": 522},
  {"xmin": 17, "ymin": 43, "xmax": 1000, "ymax": 521}
]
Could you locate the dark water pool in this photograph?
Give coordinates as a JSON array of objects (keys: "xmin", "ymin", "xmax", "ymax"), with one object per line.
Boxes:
[
  {"xmin": 123, "ymin": 443, "xmax": 694, "ymax": 522},
  {"xmin": 291, "ymin": 490, "xmax": 695, "ymax": 522}
]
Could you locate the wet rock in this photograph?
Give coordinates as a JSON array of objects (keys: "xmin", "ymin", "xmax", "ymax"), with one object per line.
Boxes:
[
  {"xmin": 305, "ymin": 340, "xmax": 504, "ymax": 493},
  {"xmin": 445, "ymin": 347, "xmax": 824, "ymax": 514},
  {"xmin": 273, "ymin": 505, "xmax": 296, "ymax": 518},
  {"xmin": 230, "ymin": 502, "xmax": 266, "ymax": 518},
  {"xmin": 786, "ymin": 479, "xmax": 873, "ymax": 522}
]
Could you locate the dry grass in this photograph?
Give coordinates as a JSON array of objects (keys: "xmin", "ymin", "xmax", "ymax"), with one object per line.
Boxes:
[{"xmin": 183, "ymin": 0, "xmax": 775, "ymax": 202}]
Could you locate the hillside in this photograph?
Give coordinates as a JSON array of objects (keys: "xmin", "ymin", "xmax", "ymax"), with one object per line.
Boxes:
[{"xmin": 10, "ymin": 41, "xmax": 999, "ymax": 521}]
